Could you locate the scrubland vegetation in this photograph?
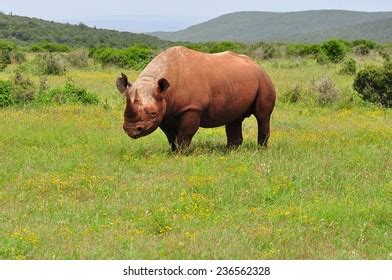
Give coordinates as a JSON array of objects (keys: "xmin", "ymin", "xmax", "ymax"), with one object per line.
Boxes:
[{"xmin": 0, "ymin": 37, "xmax": 391, "ymax": 259}]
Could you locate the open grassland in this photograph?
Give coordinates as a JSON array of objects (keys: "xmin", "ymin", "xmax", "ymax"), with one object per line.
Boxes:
[{"xmin": 0, "ymin": 58, "xmax": 391, "ymax": 259}]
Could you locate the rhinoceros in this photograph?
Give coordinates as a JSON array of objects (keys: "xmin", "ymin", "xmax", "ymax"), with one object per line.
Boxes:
[{"xmin": 116, "ymin": 46, "xmax": 276, "ymax": 151}]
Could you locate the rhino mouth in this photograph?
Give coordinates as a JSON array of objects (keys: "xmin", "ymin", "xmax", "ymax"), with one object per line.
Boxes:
[{"xmin": 124, "ymin": 125, "xmax": 156, "ymax": 139}]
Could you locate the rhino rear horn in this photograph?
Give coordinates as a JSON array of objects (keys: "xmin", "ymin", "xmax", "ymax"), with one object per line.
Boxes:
[{"xmin": 116, "ymin": 73, "xmax": 132, "ymax": 93}]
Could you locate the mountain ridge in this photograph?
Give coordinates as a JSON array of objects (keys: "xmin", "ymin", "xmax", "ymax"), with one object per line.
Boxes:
[
  {"xmin": 0, "ymin": 12, "xmax": 167, "ymax": 47},
  {"xmin": 150, "ymin": 10, "xmax": 392, "ymax": 43}
]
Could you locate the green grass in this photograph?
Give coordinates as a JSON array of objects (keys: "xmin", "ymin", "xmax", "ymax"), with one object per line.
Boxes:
[{"xmin": 0, "ymin": 57, "xmax": 391, "ymax": 259}]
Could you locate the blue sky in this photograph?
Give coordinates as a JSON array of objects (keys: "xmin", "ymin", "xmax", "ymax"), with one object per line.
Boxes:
[{"xmin": 2, "ymin": 0, "xmax": 392, "ymax": 32}]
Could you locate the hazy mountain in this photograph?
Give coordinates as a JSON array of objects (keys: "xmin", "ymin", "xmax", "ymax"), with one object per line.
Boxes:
[
  {"xmin": 0, "ymin": 13, "xmax": 167, "ymax": 47},
  {"xmin": 150, "ymin": 10, "xmax": 392, "ymax": 43}
]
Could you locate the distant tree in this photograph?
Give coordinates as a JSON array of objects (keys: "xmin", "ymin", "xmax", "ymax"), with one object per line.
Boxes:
[{"xmin": 321, "ymin": 39, "xmax": 347, "ymax": 63}]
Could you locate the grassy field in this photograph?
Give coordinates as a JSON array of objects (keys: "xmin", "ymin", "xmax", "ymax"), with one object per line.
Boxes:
[{"xmin": 0, "ymin": 57, "xmax": 391, "ymax": 259}]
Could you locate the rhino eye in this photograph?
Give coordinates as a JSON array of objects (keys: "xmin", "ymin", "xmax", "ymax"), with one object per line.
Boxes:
[{"xmin": 148, "ymin": 111, "xmax": 157, "ymax": 118}]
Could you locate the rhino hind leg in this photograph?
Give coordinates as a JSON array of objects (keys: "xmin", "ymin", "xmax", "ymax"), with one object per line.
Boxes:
[
  {"xmin": 254, "ymin": 90, "xmax": 275, "ymax": 147},
  {"xmin": 255, "ymin": 114, "xmax": 271, "ymax": 146},
  {"xmin": 225, "ymin": 118, "xmax": 244, "ymax": 148}
]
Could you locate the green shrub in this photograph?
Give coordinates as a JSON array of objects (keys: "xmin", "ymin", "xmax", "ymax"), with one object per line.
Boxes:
[
  {"xmin": 315, "ymin": 52, "xmax": 329, "ymax": 65},
  {"xmin": 11, "ymin": 71, "xmax": 36, "ymax": 104},
  {"xmin": 0, "ymin": 49, "xmax": 11, "ymax": 70},
  {"xmin": 312, "ymin": 76, "xmax": 341, "ymax": 106},
  {"xmin": 282, "ymin": 84, "xmax": 302, "ymax": 103},
  {"xmin": 339, "ymin": 58, "xmax": 357, "ymax": 75},
  {"xmin": 321, "ymin": 39, "xmax": 347, "ymax": 63},
  {"xmin": 352, "ymin": 39, "xmax": 376, "ymax": 50},
  {"xmin": 354, "ymin": 44, "xmax": 371, "ymax": 56},
  {"xmin": 91, "ymin": 44, "xmax": 156, "ymax": 70},
  {"xmin": 286, "ymin": 44, "xmax": 322, "ymax": 57},
  {"xmin": 185, "ymin": 41, "xmax": 247, "ymax": 54},
  {"xmin": 30, "ymin": 42, "xmax": 71, "ymax": 53},
  {"xmin": 353, "ymin": 63, "xmax": 391, "ymax": 107},
  {"xmin": 0, "ymin": 40, "xmax": 17, "ymax": 52},
  {"xmin": 379, "ymin": 51, "xmax": 391, "ymax": 62},
  {"xmin": 66, "ymin": 49, "xmax": 89, "ymax": 68},
  {"xmin": 0, "ymin": 80, "xmax": 13, "ymax": 107},
  {"xmin": 37, "ymin": 79, "xmax": 98, "ymax": 105},
  {"xmin": 34, "ymin": 53, "xmax": 66, "ymax": 75}
]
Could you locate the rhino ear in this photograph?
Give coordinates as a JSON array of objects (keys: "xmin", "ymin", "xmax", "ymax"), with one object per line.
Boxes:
[
  {"xmin": 157, "ymin": 78, "xmax": 170, "ymax": 93},
  {"xmin": 116, "ymin": 73, "xmax": 132, "ymax": 94}
]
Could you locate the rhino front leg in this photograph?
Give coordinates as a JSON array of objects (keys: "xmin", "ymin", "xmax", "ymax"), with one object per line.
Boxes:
[
  {"xmin": 175, "ymin": 110, "xmax": 201, "ymax": 151},
  {"xmin": 160, "ymin": 123, "xmax": 178, "ymax": 152}
]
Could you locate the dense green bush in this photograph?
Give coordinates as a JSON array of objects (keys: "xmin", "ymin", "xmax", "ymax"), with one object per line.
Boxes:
[
  {"xmin": 315, "ymin": 52, "xmax": 329, "ymax": 65},
  {"xmin": 90, "ymin": 44, "xmax": 156, "ymax": 70},
  {"xmin": 11, "ymin": 71, "xmax": 36, "ymax": 104},
  {"xmin": 0, "ymin": 40, "xmax": 17, "ymax": 51},
  {"xmin": 37, "ymin": 79, "xmax": 98, "ymax": 105},
  {"xmin": 286, "ymin": 40, "xmax": 347, "ymax": 63},
  {"xmin": 0, "ymin": 40, "xmax": 26, "ymax": 69},
  {"xmin": 0, "ymin": 49, "xmax": 11, "ymax": 70},
  {"xmin": 185, "ymin": 41, "xmax": 247, "ymax": 54},
  {"xmin": 352, "ymin": 39, "xmax": 376, "ymax": 55},
  {"xmin": 0, "ymin": 80, "xmax": 13, "ymax": 107},
  {"xmin": 30, "ymin": 42, "xmax": 71, "ymax": 52},
  {"xmin": 339, "ymin": 58, "xmax": 357, "ymax": 75},
  {"xmin": 34, "ymin": 53, "xmax": 66, "ymax": 75},
  {"xmin": 353, "ymin": 63, "xmax": 391, "ymax": 107},
  {"xmin": 286, "ymin": 44, "xmax": 322, "ymax": 57},
  {"xmin": 321, "ymin": 39, "xmax": 347, "ymax": 63}
]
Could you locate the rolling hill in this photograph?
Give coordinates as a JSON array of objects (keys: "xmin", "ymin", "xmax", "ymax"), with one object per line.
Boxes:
[
  {"xmin": 0, "ymin": 13, "xmax": 167, "ymax": 48},
  {"xmin": 151, "ymin": 10, "xmax": 392, "ymax": 43}
]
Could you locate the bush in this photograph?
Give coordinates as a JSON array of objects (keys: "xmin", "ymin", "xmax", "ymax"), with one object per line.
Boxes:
[
  {"xmin": 91, "ymin": 44, "xmax": 156, "ymax": 70},
  {"xmin": 30, "ymin": 42, "xmax": 71, "ymax": 53},
  {"xmin": 0, "ymin": 40, "xmax": 17, "ymax": 52},
  {"xmin": 352, "ymin": 39, "xmax": 376, "ymax": 50},
  {"xmin": 286, "ymin": 44, "xmax": 322, "ymax": 57},
  {"xmin": 10, "ymin": 51, "xmax": 26, "ymax": 64},
  {"xmin": 339, "ymin": 58, "xmax": 357, "ymax": 75},
  {"xmin": 354, "ymin": 44, "xmax": 371, "ymax": 56},
  {"xmin": 0, "ymin": 80, "xmax": 13, "ymax": 107},
  {"xmin": 352, "ymin": 39, "xmax": 376, "ymax": 56},
  {"xmin": 0, "ymin": 49, "xmax": 11, "ymax": 70},
  {"xmin": 11, "ymin": 71, "xmax": 36, "ymax": 104},
  {"xmin": 185, "ymin": 41, "xmax": 247, "ymax": 54},
  {"xmin": 34, "ymin": 53, "xmax": 66, "ymax": 75},
  {"xmin": 37, "ymin": 79, "xmax": 98, "ymax": 105},
  {"xmin": 315, "ymin": 52, "xmax": 329, "ymax": 65},
  {"xmin": 66, "ymin": 49, "xmax": 89, "ymax": 68},
  {"xmin": 321, "ymin": 39, "xmax": 347, "ymax": 63},
  {"xmin": 248, "ymin": 42, "xmax": 277, "ymax": 60},
  {"xmin": 282, "ymin": 84, "xmax": 302, "ymax": 103},
  {"xmin": 353, "ymin": 63, "xmax": 391, "ymax": 107},
  {"xmin": 312, "ymin": 76, "xmax": 341, "ymax": 106}
]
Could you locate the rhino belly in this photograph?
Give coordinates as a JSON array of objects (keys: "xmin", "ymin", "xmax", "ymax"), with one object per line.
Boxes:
[{"xmin": 199, "ymin": 82, "xmax": 258, "ymax": 128}]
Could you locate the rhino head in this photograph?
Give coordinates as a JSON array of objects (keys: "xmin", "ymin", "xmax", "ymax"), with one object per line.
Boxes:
[{"xmin": 116, "ymin": 73, "xmax": 170, "ymax": 139}]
